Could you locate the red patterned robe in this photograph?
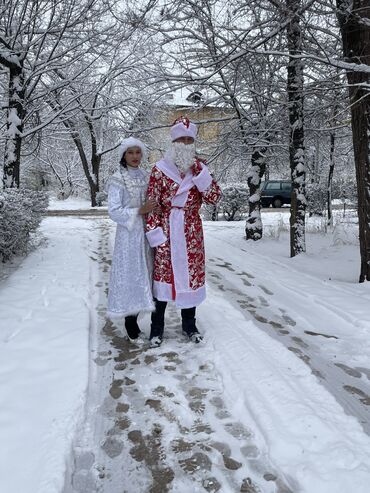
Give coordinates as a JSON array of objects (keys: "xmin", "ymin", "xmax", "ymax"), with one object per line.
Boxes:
[{"xmin": 145, "ymin": 156, "xmax": 221, "ymax": 308}]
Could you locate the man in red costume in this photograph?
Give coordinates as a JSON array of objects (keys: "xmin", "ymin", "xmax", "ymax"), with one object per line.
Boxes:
[{"xmin": 145, "ymin": 117, "xmax": 221, "ymax": 347}]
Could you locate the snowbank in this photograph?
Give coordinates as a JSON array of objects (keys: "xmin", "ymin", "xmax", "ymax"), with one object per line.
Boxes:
[
  {"xmin": 200, "ymin": 287, "xmax": 370, "ymax": 493},
  {"xmin": 48, "ymin": 196, "xmax": 93, "ymax": 210},
  {"xmin": 0, "ymin": 217, "xmax": 93, "ymax": 493}
]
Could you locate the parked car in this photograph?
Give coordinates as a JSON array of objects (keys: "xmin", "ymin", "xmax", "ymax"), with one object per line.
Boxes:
[{"xmin": 260, "ymin": 180, "xmax": 292, "ymax": 208}]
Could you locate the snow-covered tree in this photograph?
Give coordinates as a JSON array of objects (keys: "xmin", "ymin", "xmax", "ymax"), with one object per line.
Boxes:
[
  {"xmin": 220, "ymin": 184, "xmax": 249, "ymax": 221},
  {"xmin": 0, "ymin": 0, "xmax": 108, "ymax": 188},
  {"xmin": 43, "ymin": 1, "xmax": 160, "ymax": 205},
  {"xmin": 285, "ymin": 0, "xmax": 306, "ymax": 256},
  {"xmin": 246, "ymin": 146, "xmax": 267, "ymax": 239}
]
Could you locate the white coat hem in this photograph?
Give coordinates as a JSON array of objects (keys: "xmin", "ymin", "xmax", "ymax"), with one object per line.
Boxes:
[
  {"xmin": 153, "ymin": 281, "xmax": 206, "ymax": 308},
  {"xmin": 107, "ymin": 303, "xmax": 154, "ymax": 321}
]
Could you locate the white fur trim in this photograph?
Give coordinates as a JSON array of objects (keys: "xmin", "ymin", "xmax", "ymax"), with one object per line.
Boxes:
[
  {"xmin": 174, "ymin": 169, "xmax": 194, "ymax": 199},
  {"xmin": 170, "ymin": 121, "xmax": 197, "ymax": 142},
  {"xmin": 157, "ymin": 158, "xmax": 182, "ymax": 184},
  {"xmin": 119, "ymin": 137, "xmax": 146, "ymax": 161},
  {"xmin": 106, "ymin": 302, "xmax": 154, "ymax": 321},
  {"xmin": 153, "ymin": 281, "xmax": 206, "ymax": 308},
  {"xmin": 170, "ymin": 208, "xmax": 190, "ymax": 292},
  {"xmin": 146, "ymin": 227, "xmax": 167, "ymax": 247},
  {"xmin": 193, "ymin": 166, "xmax": 212, "ymax": 192},
  {"xmin": 157, "ymin": 159, "xmax": 194, "ymax": 200}
]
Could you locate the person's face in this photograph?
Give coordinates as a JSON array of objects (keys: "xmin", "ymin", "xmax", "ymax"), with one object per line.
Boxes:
[
  {"xmin": 124, "ymin": 146, "xmax": 142, "ymax": 167},
  {"xmin": 174, "ymin": 136, "xmax": 194, "ymax": 145}
]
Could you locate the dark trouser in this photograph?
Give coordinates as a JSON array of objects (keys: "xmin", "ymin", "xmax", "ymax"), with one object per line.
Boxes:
[
  {"xmin": 125, "ymin": 314, "xmax": 140, "ymax": 339},
  {"xmin": 150, "ymin": 299, "xmax": 196, "ymax": 339}
]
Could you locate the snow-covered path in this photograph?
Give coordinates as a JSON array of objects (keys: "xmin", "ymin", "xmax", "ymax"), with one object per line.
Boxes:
[
  {"xmin": 2, "ymin": 211, "xmax": 370, "ymax": 492},
  {"xmin": 62, "ymin": 217, "xmax": 370, "ymax": 493},
  {"xmin": 64, "ymin": 219, "xmax": 292, "ymax": 493},
  {"xmin": 204, "ymin": 222, "xmax": 370, "ymax": 434}
]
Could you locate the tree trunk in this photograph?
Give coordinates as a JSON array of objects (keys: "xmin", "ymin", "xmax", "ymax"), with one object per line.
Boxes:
[
  {"xmin": 87, "ymin": 111, "xmax": 101, "ymax": 206},
  {"xmin": 3, "ymin": 67, "xmax": 25, "ymax": 188},
  {"xmin": 91, "ymin": 153, "xmax": 101, "ymax": 206},
  {"xmin": 62, "ymin": 119, "xmax": 100, "ymax": 207},
  {"xmin": 337, "ymin": 0, "xmax": 370, "ymax": 282},
  {"xmin": 211, "ymin": 205, "xmax": 218, "ymax": 221},
  {"xmin": 327, "ymin": 132, "xmax": 335, "ymax": 227},
  {"xmin": 89, "ymin": 181, "xmax": 98, "ymax": 207},
  {"xmin": 245, "ymin": 146, "xmax": 267, "ymax": 240},
  {"xmin": 71, "ymin": 131, "xmax": 99, "ymax": 207},
  {"xmin": 286, "ymin": 0, "xmax": 306, "ymax": 257}
]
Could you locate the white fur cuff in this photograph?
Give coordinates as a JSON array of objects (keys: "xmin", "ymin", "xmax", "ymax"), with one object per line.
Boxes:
[
  {"xmin": 193, "ymin": 167, "xmax": 212, "ymax": 192},
  {"xmin": 146, "ymin": 227, "xmax": 167, "ymax": 247}
]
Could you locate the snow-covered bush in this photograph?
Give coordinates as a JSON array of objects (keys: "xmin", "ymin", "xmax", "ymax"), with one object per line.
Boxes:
[
  {"xmin": 332, "ymin": 175, "xmax": 357, "ymax": 205},
  {"xmin": 263, "ymin": 215, "xmax": 289, "ymax": 239},
  {"xmin": 0, "ymin": 189, "xmax": 49, "ymax": 262},
  {"xmin": 202, "ymin": 203, "xmax": 219, "ymax": 221},
  {"xmin": 95, "ymin": 191, "xmax": 107, "ymax": 206},
  {"xmin": 332, "ymin": 221, "xmax": 358, "ymax": 246},
  {"xmin": 306, "ymin": 182, "xmax": 326, "ymax": 216},
  {"xmin": 306, "ymin": 176, "xmax": 357, "ymax": 217},
  {"xmin": 220, "ymin": 185, "xmax": 249, "ymax": 221}
]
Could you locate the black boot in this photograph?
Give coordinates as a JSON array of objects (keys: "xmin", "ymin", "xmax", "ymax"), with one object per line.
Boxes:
[
  {"xmin": 149, "ymin": 325, "xmax": 164, "ymax": 348},
  {"xmin": 149, "ymin": 300, "xmax": 167, "ymax": 348},
  {"xmin": 181, "ymin": 308, "xmax": 203, "ymax": 343},
  {"xmin": 125, "ymin": 315, "xmax": 141, "ymax": 340}
]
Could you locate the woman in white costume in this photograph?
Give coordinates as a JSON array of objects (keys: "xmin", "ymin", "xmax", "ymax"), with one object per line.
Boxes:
[{"xmin": 107, "ymin": 137, "xmax": 157, "ymax": 342}]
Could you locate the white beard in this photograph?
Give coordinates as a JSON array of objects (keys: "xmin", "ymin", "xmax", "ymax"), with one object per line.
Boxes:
[{"xmin": 168, "ymin": 142, "xmax": 195, "ymax": 174}]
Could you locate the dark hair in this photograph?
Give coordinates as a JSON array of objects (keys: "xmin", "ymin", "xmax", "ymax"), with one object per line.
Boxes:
[{"xmin": 120, "ymin": 153, "xmax": 127, "ymax": 169}]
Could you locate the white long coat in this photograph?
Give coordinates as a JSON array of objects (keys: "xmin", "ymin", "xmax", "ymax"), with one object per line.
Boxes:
[{"xmin": 107, "ymin": 167, "xmax": 154, "ymax": 320}]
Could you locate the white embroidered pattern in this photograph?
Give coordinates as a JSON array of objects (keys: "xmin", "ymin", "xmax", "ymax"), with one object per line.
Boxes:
[
  {"xmin": 107, "ymin": 166, "xmax": 149, "ymax": 203},
  {"xmin": 107, "ymin": 166, "xmax": 154, "ymax": 320},
  {"xmin": 120, "ymin": 166, "xmax": 148, "ymax": 201}
]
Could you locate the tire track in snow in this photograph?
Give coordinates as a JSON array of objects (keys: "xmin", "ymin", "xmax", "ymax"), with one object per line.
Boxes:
[
  {"xmin": 205, "ymin": 232, "xmax": 370, "ymax": 435},
  {"xmin": 201, "ymin": 283, "xmax": 370, "ymax": 493}
]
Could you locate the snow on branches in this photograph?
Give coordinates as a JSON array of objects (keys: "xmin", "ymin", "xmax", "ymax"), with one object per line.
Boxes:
[{"xmin": 0, "ymin": 189, "xmax": 48, "ymax": 262}]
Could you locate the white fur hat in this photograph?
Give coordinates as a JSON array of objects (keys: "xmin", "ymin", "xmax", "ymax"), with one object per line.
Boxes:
[
  {"xmin": 170, "ymin": 116, "xmax": 197, "ymax": 142},
  {"xmin": 118, "ymin": 137, "xmax": 146, "ymax": 162}
]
